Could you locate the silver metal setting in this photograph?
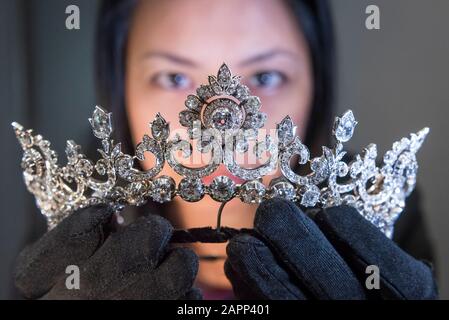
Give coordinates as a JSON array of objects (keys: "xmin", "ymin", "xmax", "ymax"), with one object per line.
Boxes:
[{"xmin": 12, "ymin": 64, "xmax": 429, "ymax": 238}]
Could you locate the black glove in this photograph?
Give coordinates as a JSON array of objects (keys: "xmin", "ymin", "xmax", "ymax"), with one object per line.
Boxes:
[
  {"xmin": 225, "ymin": 198, "xmax": 438, "ymax": 300},
  {"xmin": 14, "ymin": 205, "xmax": 201, "ymax": 300}
]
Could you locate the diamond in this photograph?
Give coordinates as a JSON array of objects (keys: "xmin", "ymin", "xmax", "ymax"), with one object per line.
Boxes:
[
  {"xmin": 203, "ymin": 98, "xmax": 243, "ymax": 131},
  {"xmin": 89, "ymin": 106, "xmax": 112, "ymax": 140},
  {"xmin": 277, "ymin": 116, "xmax": 296, "ymax": 146},
  {"xmin": 334, "ymin": 110, "xmax": 357, "ymax": 142},
  {"xmin": 65, "ymin": 140, "xmax": 80, "ymax": 164},
  {"xmin": 311, "ymin": 156, "xmax": 330, "ymax": 179},
  {"xmin": 217, "ymin": 63, "xmax": 232, "ymax": 86},
  {"xmin": 270, "ymin": 181, "xmax": 296, "ymax": 201},
  {"xmin": 240, "ymin": 180, "xmax": 266, "ymax": 204},
  {"xmin": 21, "ymin": 149, "xmax": 44, "ymax": 175},
  {"xmin": 235, "ymin": 136, "xmax": 249, "ymax": 153},
  {"xmin": 208, "ymin": 76, "xmax": 223, "ymax": 95},
  {"xmin": 243, "ymin": 112, "xmax": 267, "ymax": 129},
  {"xmin": 151, "ymin": 113, "xmax": 169, "ymax": 141},
  {"xmin": 12, "ymin": 123, "xmax": 32, "ymax": 148},
  {"xmin": 212, "ymin": 108, "xmax": 234, "ymax": 130},
  {"xmin": 95, "ymin": 159, "xmax": 108, "ymax": 175},
  {"xmin": 179, "ymin": 178, "xmax": 204, "ymax": 202},
  {"xmin": 342, "ymin": 194, "xmax": 357, "ymax": 205},
  {"xmin": 242, "ymin": 96, "xmax": 261, "ymax": 113},
  {"xmin": 337, "ymin": 162, "xmax": 349, "ymax": 177},
  {"xmin": 185, "ymin": 95, "xmax": 202, "ymax": 112},
  {"xmin": 349, "ymin": 156, "xmax": 363, "ymax": 178},
  {"xmin": 209, "ymin": 176, "xmax": 235, "ymax": 202},
  {"xmin": 197, "ymin": 130, "xmax": 217, "ymax": 153},
  {"xmin": 76, "ymin": 159, "xmax": 93, "ymax": 177},
  {"xmin": 197, "ymin": 85, "xmax": 215, "ymax": 101},
  {"xmin": 126, "ymin": 181, "xmax": 147, "ymax": 199},
  {"xmin": 383, "ymin": 150, "xmax": 395, "ymax": 165},
  {"xmin": 20, "ymin": 132, "xmax": 33, "ymax": 148},
  {"xmin": 179, "ymin": 110, "xmax": 199, "ymax": 127},
  {"xmin": 409, "ymin": 127, "xmax": 429, "ymax": 152},
  {"xmin": 126, "ymin": 183, "xmax": 148, "ymax": 206},
  {"xmin": 188, "ymin": 120, "xmax": 202, "ymax": 140},
  {"xmin": 227, "ymin": 78, "xmax": 240, "ymax": 95},
  {"xmin": 115, "ymin": 154, "xmax": 134, "ymax": 179},
  {"xmin": 151, "ymin": 176, "xmax": 175, "ymax": 203},
  {"xmin": 254, "ymin": 136, "xmax": 275, "ymax": 159},
  {"xmin": 234, "ymin": 84, "xmax": 250, "ymax": 100},
  {"xmin": 109, "ymin": 143, "xmax": 121, "ymax": 159},
  {"xmin": 319, "ymin": 189, "xmax": 334, "ymax": 206},
  {"xmin": 300, "ymin": 185, "xmax": 320, "ymax": 207}
]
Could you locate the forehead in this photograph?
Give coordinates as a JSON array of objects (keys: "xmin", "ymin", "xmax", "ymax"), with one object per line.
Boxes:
[{"xmin": 128, "ymin": 0, "xmax": 306, "ymax": 67}]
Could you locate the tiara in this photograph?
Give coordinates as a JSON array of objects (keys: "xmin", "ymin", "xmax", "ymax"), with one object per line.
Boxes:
[{"xmin": 12, "ymin": 64, "xmax": 428, "ymax": 240}]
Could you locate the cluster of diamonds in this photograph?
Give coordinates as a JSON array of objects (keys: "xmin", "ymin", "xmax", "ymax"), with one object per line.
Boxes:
[{"xmin": 12, "ymin": 64, "xmax": 429, "ymax": 238}]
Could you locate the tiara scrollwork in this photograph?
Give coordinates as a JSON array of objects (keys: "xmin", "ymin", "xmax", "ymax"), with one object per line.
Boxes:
[{"xmin": 12, "ymin": 64, "xmax": 429, "ymax": 239}]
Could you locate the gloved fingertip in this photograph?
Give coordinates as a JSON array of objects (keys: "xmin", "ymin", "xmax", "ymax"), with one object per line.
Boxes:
[
  {"xmin": 66, "ymin": 204, "xmax": 114, "ymax": 238},
  {"xmin": 139, "ymin": 213, "xmax": 174, "ymax": 238},
  {"xmin": 227, "ymin": 234, "xmax": 265, "ymax": 259},
  {"xmin": 140, "ymin": 215, "xmax": 173, "ymax": 262},
  {"xmin": 254, "ymin": 198, "xmax": 312, "ymax": 242},
  {"xmin": 256, "ymin": 197, "xmax": 299, "ymax": 218},
  {"xmin": 314, "ymin": 205, "xmax": 383, "ymax": 241},
  {"xmin": 97, "ymin": 213, "xmax": 174, "ymax": 271}
]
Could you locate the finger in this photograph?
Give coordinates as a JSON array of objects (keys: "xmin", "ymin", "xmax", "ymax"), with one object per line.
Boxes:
[
  {"xmin": 48, "ymin": 213, "xmax": 173, "ymax": 299},
  {"xmin": 107, "ymin": 247, "xmax": 199, "ymax": 300},
  {"xmin": 312, "ymin": 205, "xmax": 438, "ymax": 299},
  {"xmin": 254, "ymin": 198, "xmax": 366, "ymax": 299},
  {"xmin": 226, "ymin": 234, "xmax": 307, "ymax": 300},
  {"xmin": 14, "ymin": 204, "xmax": 113, "ymax": 298}
]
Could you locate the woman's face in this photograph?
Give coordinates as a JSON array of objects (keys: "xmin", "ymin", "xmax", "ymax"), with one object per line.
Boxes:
[{"xmin": 125, "ymin": 0, "xmax": 312, "ymax": 290}]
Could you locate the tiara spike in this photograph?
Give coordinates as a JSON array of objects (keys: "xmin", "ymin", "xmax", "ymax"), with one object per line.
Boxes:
[{"xmin": 12, "ymin": 64, "xmax": 428, "ymax": 239}]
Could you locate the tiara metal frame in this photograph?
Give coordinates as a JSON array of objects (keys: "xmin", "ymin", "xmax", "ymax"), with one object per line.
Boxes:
[{"xmin": 12, "ymin": 64, "xmax": 428, "ymax": 239}]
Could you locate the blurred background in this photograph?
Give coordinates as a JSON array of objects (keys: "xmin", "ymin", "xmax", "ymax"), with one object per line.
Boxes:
[{"xmin": 1, "ymin": 0, "xmax": 448, "ymax": 299}]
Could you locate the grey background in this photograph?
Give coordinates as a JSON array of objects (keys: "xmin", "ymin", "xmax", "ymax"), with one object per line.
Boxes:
[{"xmin": 0, "ymin": 0, "xmax": 448, "ymax": 299}]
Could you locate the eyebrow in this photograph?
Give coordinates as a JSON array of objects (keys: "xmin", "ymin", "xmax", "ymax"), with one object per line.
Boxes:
[
  {"xmin": 238, "ymin": 49, "xmax": 298, "ymax": 67},
  {"xmin": 141, "ymin": 48, "xmax": 298, "ymax": 67},
  {"xmin": 141, "ymin": 51, "xmax": 198, "ymax": 67}
]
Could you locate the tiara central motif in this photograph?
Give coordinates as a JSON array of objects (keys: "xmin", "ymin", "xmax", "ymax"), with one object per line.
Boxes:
[{"xmin": 12, "ymin": 64, "xmax": 428, "ymax": 239}]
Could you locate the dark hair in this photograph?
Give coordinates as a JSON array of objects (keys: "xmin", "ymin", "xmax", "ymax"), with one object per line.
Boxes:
[{"xmin": 95, "ymin": 0, "xmax": 336, "ymax": 156}]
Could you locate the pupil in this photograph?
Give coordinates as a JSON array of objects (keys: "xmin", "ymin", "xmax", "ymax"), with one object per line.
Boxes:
[
  {"xmin": 259, "ymin": 73, "xmax": 271, "ymax": 85},
  {"xmin": 172, "ymin": 74, "xmax": 186, "ymax": 86}
]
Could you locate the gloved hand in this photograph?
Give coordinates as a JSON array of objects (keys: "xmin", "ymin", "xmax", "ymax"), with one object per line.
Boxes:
[
  {"xmin": 225, "ymin": 198, "xmax": 438, "ymax": 300},
  {"xmin": 14, "ymin": 205, "xmax": 201, "ymax": 300}
]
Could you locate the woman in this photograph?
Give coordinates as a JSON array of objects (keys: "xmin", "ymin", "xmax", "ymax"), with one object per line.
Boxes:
[{"xmin": 14, "ymin": 0, "xmax": 437, "ymax": 299}]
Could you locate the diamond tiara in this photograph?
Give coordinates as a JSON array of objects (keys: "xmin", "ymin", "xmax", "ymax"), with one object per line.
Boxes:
[{"xmin": 12, "ymin": 64, "xmax": 428, "ymax": 239}]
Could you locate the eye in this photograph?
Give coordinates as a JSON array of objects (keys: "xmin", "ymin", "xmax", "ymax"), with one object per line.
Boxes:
[
  {"xmin": 151, "ymin": 72, "xmax": 193, "ymax": 90},
  {"xmin": 248, "ymin": 71, "xmax": 286, "ymax": 90}
]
